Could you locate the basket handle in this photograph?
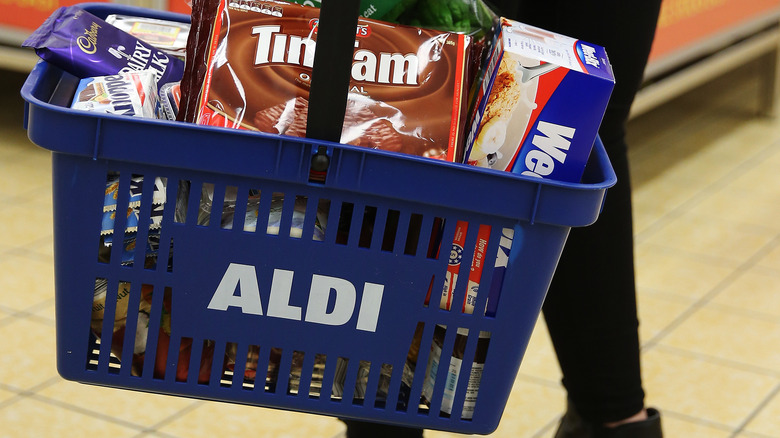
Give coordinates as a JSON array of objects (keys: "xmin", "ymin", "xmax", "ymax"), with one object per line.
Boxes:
[{"xmin": 305, "ymin": 0, "xmax": 362, "ymax": 143}]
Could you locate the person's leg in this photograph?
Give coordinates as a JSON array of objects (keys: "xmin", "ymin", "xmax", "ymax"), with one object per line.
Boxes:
[
  {"xmin": 491, "ymin": 0, "xmax": 663, "ymax": 426},
  {"xmin": 342, "ymin": 0, "xmax": 662, "ymax": 434},
  {"xmin": 341, "ymin": 419, "xmax": 424, "ymax": 438}
]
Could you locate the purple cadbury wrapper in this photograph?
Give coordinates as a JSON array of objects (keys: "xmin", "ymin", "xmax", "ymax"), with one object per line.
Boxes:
[{"xmin": 22, "ymin": 6, "xmax": 184, "ymax": 88}]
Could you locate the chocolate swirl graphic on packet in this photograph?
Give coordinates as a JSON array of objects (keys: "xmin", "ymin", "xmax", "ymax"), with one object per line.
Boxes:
[{"xmin": 186, "ymin": 0, "xmax": 472, "ymax": 161}]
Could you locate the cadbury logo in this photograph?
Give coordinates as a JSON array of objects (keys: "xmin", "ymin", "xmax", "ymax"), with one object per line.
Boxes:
[
  {"xmin": 76, "ymin": 22, "xmax": 101, "ymax": 54},
  {"xmin": 252, "ymin": 25, "xmax": 418, "ymax": 85}
]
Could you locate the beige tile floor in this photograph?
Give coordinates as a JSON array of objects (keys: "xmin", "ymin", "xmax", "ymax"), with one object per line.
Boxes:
[{"xmin": 1, "ymin": 54, "xmax": 779, "ymax": 437}]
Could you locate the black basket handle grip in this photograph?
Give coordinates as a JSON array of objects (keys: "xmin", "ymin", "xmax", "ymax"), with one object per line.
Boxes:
[{"xmin": 305, "ymin": 0, "xmax": 362, "ymax": 143}]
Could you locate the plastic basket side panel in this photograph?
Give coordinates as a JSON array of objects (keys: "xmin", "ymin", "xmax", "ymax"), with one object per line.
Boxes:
[
  {"xmin": 24, "ymin": 73, "xmax": 101, "ymax": 158},
  {"xmin": 472, "ymin": 221, "xmax": 571, "ymax": 428},
  {"xmin": 47, "ymin": 153, "xmax": 526, "ymax": 432},
  {"xmin": 52, "ymin": 153, "xmax": 113, "ymax": 381},
  {"xmin": 46, "ymin": 153, "xmax": 576, "ymax": 435}
]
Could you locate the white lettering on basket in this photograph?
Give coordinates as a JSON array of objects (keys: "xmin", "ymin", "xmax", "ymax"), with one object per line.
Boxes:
[{"xmin": 207, "ymin": 263, "xmax": 385, "ymax": 332}]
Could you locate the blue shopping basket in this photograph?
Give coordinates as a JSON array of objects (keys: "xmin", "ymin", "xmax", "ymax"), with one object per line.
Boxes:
[{"xmin": 20, "ymin": 3, "xmax": 616, "ymax": 434}]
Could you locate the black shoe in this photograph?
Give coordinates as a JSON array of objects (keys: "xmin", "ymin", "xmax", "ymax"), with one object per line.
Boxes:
[
  {"xmin": 341, "ymin": 419, "xmax": 424, "ymax": 438},
  {"xmin": 554, "ymin": 402, "xmax": 663, "ymax": 438}
]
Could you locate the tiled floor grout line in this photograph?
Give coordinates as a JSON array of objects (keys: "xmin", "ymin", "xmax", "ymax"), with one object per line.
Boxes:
[
  {"xmin": 705, "ymin": 301, "xmax": 780, "ymax": 324},
  {"xmin": 737, "ymin": 431, "xmax": 780, "ymax": 438},
  {"xmin": 28, "ymin": 388, "xmax": 169, "ymax": 434},
  {"xmin": 637, "ymin": 284, "xmax": 712, "ymax": 304},
  {"xmin": 0, "ymin": 300, "xmax": 56, "ymax": 327},
  {"xmin": 730, "ymin": 381, "xmax": 780, "ymax": 438},
  {"xmin": 653, "ymin": 344, "xmax": 780, "ymax": 379},
  {"xmin": 2, "ymin": 371, "xmax": 198, "ymax": 438},
  {"xmin": 0, "ymin": 371, "xmax": 183, "ymax": 437},
  {"xmin": 642, "ymin": 232, "xmax": 780, "ymax": 350},
  {"xmin": 658, "ymin": 409, "xmax": 736, "ymax": 433},
  {"xmin": 141, "ymin": 399, "xmax": 203, "ymax": 433},
  {"xmin": 6, "ymin": 245, "xmax": 55, "ymax": 263},
  {"xmin": 514, "ymin": 373, "xmax": 563, "ymax": 390},
  {"xmin": 633, "ymin": 136, "xmax": 780, "ymax": 246},
  {"xmin": 131, "ymin": 430, "xmax": 181, "ymax": 438},
  {"xmin": 0, "ymin": 376, "xmax": 60, "ymax": 410},
  {"xmin": 530, "ymin": 417, "xmax": 560, "ymax": 438},
  {"xmin": 751, "ymin": 262, "xmax": 780, "ymax": 277}
]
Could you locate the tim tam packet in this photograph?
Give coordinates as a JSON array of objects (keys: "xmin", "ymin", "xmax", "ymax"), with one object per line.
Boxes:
[
  {"xmin": 191, "ymin": 0, "xmax": 472, "ymax": 161},
  {"xmin": 464, "ymin": 17, "xmax": 614, "ymax": 182},
  {"xmin": 22, "ymin": 6, "xmax": 184, "ymax": 90}
]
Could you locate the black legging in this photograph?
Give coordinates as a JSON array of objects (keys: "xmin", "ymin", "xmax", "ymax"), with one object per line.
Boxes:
[
  {"xmin": 500, "ymin": 0, "xmax": 663, "ymax": 424},
  {"xmin": 343, "ymin": 0, "xmax": 662, "ymax": 434}
]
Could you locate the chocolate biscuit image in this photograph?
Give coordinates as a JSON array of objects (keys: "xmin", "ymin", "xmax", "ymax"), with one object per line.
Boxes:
[
  {"xmin": 253, "ymin": 96, "xmax": 308, "ymax": 135},
  {"xmin": 78, "ymin": 83, "xmax": 98, "ymax": 101},
  {"xmin": 341, "ymin": 100, "xmax": 404, "ymax": 153},
  {"xmin": 252, "ymin": 96, "xmax": 409, "ymax": 154}
]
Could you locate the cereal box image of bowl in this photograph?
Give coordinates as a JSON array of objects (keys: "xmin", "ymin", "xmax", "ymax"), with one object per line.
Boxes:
[{"xmin": 464, "ymin": 18, "xmax": 614, "ymax": 182}]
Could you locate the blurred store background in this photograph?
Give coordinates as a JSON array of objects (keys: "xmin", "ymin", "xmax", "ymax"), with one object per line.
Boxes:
[{"xmin": 1, "ymin": 0, "xmax": 779, "ymax": 437}]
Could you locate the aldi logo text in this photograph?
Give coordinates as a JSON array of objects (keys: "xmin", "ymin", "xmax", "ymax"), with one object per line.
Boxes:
[{"xmin": 207, "ymin": 263, "xmax": 385, "ymax": 332}]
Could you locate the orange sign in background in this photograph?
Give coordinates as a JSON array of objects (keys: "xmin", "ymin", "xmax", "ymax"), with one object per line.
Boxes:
[
  {"xmin": 3, "ymin": 0, "xmax": 777, "ymax": 65},
  {"xmin": 0, "ymin": 0, "xmax": 107, "ymax": 34},
  {"xmin": 0, "ymin": 0, "xmax": 191, "ymax": 35},
  {"xmin": 649, "ymin": 0, "xmax": 780, "ymax": 63}
]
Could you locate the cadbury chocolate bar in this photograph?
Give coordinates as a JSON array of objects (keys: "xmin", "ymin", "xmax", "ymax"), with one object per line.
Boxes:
[{"xmin": 22, "ymin": 6, "xmax": 184, "ymax": 89}]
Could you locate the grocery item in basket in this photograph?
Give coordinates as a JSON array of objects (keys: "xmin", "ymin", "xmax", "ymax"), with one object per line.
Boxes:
[
  {"xmin": 159, "ymin": 82, "xmax": 181, "ymax": 120},
  {"xmin": 187, "ymin": 184, "xmax": 328, "ymax": 238},
  {"xmin": 22, "ymin": 6, "xmax": 184, "ymax": 90},
  {"xmin": 394, "ymin": 0, "xmax": 496, "ymax": 35},
  {"xmin": 105, "ymin": 14, "xmax": 190, "ymax": 59},
  {"xmin": 421, "ymin": 221, "xmax": 491, "ymax": 415},
  {"xmin": 90, "ymin": 280, "xmax": 152, "ymax": 376},
  {"xmin": 484, "ymin": 226, "xmax": 513, "ymax": 317},
  {"xmin": 177, "ymin": 0, "xmax": 220, "ymax": 123},
  {"xmin": 90, "ymin": 279, "xmax": 216, "ymax": 382},
  {"xmin": 188, "ymin": 0, "xmax": 472, "ymax": 161},
  {"xmin": 464, "ymin": 18, "xmax": 614, "ymax": 182},
  {"xmin": 71, "ymin": 70, "xmax": 158, "ymax": 118},
  {"xmin": 101, "ymin": 204, "xmax": 164, "ymax": 236},
  {"xmin": 100, "ymin": 231, "xmax": 162, "ymax": 266},
  {"xmin": 280, "ymin": 0, "xmax": 412, "ymax": 21},
  {"xmin": 103, "ymin": 174, "xmax": 167, "ymax": 212}
]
